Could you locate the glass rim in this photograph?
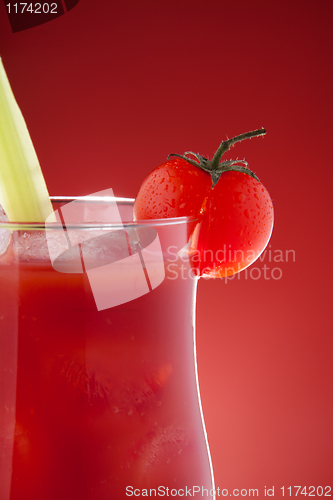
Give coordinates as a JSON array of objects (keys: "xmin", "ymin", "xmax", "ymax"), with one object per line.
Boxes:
[{"xmin": 0, "ymin": 196, "xmax": 198, "ymax": 230}]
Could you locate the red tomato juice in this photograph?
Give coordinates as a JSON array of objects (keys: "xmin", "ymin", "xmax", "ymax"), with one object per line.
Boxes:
[{"xmin": 0, "ymin": 215, "xmax": 214, "ymax": 499}]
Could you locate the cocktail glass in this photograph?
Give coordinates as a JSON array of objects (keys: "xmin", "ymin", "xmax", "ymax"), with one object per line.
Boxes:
[{"xmin": 0, "ymin": 196, "xmax": 215, "ymax": 499}]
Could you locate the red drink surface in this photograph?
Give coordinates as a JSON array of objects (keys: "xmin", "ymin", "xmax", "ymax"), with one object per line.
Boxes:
[{"xmin": 0, "ymin": 220, "xmax": 214, "ymax": 499}]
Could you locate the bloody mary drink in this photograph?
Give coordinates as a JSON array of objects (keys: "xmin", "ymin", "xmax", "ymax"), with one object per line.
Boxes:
[{"xmin": 0, "ymin": 197, "xmax": 215, "ymax": 500}]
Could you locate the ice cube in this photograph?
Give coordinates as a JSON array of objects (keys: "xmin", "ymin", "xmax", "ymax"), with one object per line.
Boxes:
[
  {"xmin": 58, "ymin": 351, "xmax": 170, "ymax": 417},
  {"xmin": 13, "ymin": 230, "xmax": 52, "ymax": 262},
  {"xmin": 0, "ymin": 205, "xmax": 11, "ymax": 257},
  {"xmin": 129, "ymin": 426, "xmax": 189, "ymax": 474}
]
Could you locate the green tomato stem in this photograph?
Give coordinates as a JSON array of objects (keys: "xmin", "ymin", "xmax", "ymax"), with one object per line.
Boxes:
[
  {"xmin": 210, "ymin": 128, "xmax": 266, "ymax": 171},
  {"xmin": 168, "ymin": 128, "xmax": 266, "ymax": 188}
]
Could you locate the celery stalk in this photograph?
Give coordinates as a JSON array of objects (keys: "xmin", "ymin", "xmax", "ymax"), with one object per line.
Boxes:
[{"xmin": 0, "ymin": 58, "xmax": 54, "ymax": 222}]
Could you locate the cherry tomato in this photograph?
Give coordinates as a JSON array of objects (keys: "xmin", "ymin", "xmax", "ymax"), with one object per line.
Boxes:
[
  {"xmin": 190, "ymin": 170, "xmax": 273, "ymax": 277},
  {"xmin": 133, "ymin": 156, "xmax": 211, "ymax": 221},
  {"xmin": 133, "ymin": 129, "xmax": 274, "ymax": 278}
]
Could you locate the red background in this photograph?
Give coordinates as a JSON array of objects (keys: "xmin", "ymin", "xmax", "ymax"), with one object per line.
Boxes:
[{"xmin": 0, "ymin": 0, "xmax": 332, "ymax": 494}]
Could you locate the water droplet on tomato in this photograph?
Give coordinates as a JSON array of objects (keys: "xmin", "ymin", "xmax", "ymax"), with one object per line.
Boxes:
[
  {"xmin": 234, "ymin": 192, "xmax": 246, "ymax": 203},
  {"xmin": 244, "ymin": 209, "xmax": 250, "ymax": 219}
]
